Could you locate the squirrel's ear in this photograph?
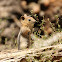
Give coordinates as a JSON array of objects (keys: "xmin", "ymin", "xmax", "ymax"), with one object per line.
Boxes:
[
  {"xmin": 20, "ymin": 16, "xmax": 25, "ymax": 20},
  {"xmin": 24, "ymin": 14, "xmax": 27, "ymax": 17}
]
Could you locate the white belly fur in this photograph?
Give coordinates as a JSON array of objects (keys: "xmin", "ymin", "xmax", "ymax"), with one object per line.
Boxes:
[{"xmin": 20, "ymin": 36, "xmax": 28, "ymax": 49}]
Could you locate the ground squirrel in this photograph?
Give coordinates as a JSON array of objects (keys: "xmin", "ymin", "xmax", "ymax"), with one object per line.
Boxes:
[{"xmin": 17, "ymin": 14, "xmax": 36, "ymax": 50}]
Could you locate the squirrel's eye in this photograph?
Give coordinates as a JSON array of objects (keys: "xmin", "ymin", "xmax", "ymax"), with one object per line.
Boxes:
[{"xmin": 28, "ymin": 19, "xmax": 31, "ymax": 21}]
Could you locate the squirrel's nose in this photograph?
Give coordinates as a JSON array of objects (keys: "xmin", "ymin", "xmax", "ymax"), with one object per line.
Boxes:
[{"xmin": 33, "ymin": 20, "xmax": 36, "ymax": 23}]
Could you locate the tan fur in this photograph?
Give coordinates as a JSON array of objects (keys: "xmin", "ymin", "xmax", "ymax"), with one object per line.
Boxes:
[{"xmin": 17, "ymin": 14, "xmax": 36, "ymax": 50}]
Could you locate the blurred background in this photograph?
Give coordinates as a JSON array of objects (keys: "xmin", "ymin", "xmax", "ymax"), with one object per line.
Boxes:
[{"xmin": 0, "ymin": 0, "xmax": 62, "ymax": 51}]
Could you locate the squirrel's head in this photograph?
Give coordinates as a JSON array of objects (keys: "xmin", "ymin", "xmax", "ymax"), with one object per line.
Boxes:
[{"xmin": 20, "ymin": 14, "xmax": 36, "ymax": 29}]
